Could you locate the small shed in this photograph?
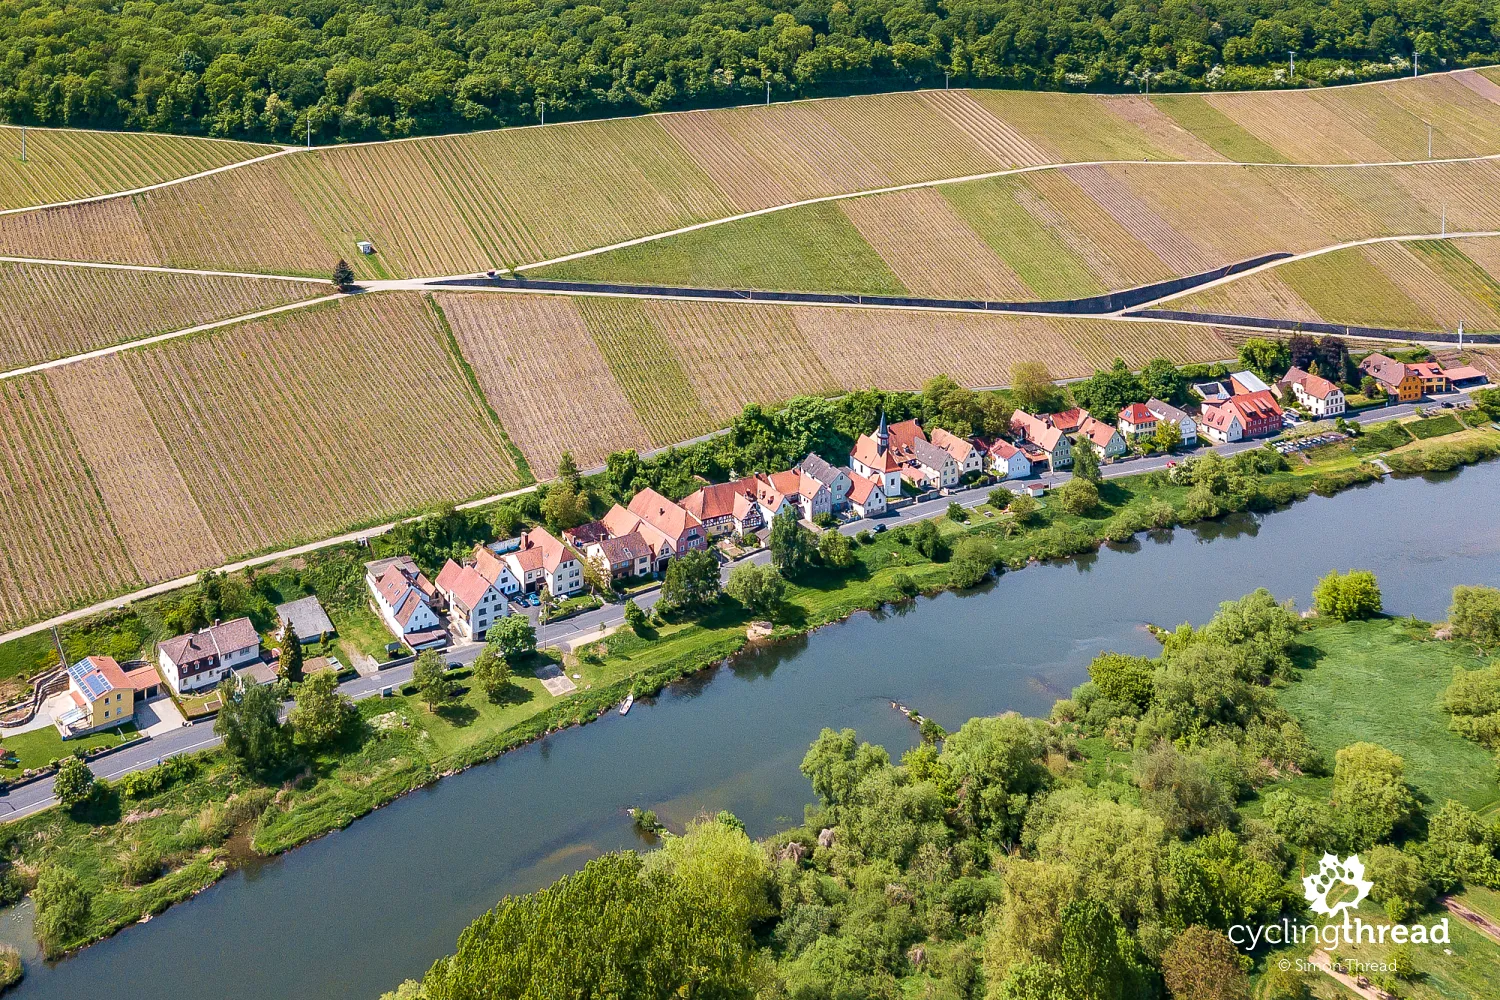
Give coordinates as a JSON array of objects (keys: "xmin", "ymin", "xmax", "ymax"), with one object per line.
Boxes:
[
  {"xmin": 276, "ymin": 595, "xmax": 336, "ymax": 645},
  {"xmin": 356, "ymin": 240, "xmax": 376, "ymax": 255}
]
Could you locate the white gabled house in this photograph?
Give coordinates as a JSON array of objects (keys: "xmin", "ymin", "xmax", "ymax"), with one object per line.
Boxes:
[
  {"xmin": 987, "ymin": 440, "xmax": 1032, "ymax": 480},
  {"xmin": 1198, "ymin": 403, "xmax": 1244, "ymax": 444},
  {"xmin": 929, "ymin": 428, "xmax": 984, "ymax": 477},
  {"xmin": 905, "ymin": 439, "xmax": 960, "ymax": 490},
  {"xmin": 1009, "ymin": 411, "xmax": 1071, "ymax": 470},
  {"xmin": 366, "ymin": 556, "xmax": 448, "ymax": 650},
  {"xmin": 846, "ymin": 473, "xmax": 888, "ymax": 518},
  {"xmin": 1281, "ymin": 367, "xmax": 1346, "ymax": 417},
  {"xmin": 158, "ymin": 618, "xmax": 262, "ymax": 695},
  {"xmin": 503, "ymin": 526, "xmax": 586, "ymax": 596},
  {"xmin": 1145, "ymin": 398, "xmax": 1197, "ymax": 446},
  {"xmin": 435, "ymin": 560, "xmax": 511, "ymax": 641},
  {"xmin": 848, "ymin": 414, "xmax": 904, "ymax": 498}
]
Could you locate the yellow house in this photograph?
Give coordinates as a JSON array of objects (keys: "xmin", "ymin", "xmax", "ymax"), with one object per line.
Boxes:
[{"xmin": 57, "ymin": 656, "xmax": 136, "ymax": 737}]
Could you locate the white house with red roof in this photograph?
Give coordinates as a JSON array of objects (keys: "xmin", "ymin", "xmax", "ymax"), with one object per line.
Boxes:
[
  {"xmin": 1198, "ymin": 403, "xmax": 1244, "ymax": 444},
  {"xmin": 1117, "ymin": 402, "xmax": 1158, "ymax": 438},
  {"xmin": 1218, "ymin": 389, "xmax": 1284, "ymax": 438},
  {"xmin": 848, "ymin": 413, "xmax": 905, "ymax": 498},
  {"xmin": 929, "ymin": 428, "xmax": 984, "ymax": 476},
  {"xmin": 158, "ymin": 617, "xmax": 262, "ymax": 694},
  {"xmin": 755, "ymin": 469, "xmax": 832, "ymax": 521},
  {"xmin": 502, "ymin": 526, "xmax": 585, "ymax": 595},
  {"xmin": 1009, "ymin": 411, "xmax": 1072, "ymax": 470},
  {"xmin": 986, "ymin": 439, "xmax": 1032, "ymax": 480},
  {"xmin": 365, "ymin": 556, "xmax": 447, "ymax": 650},
  {"xmin": 435, "ymin": 560, "xmax": 512, "ymax": 640},
  {"xmin": 1281, "ymin": 366, "xmax": 1345, "ymax": 417},
  {"xmin": 845, "ymin": 473, "xmax": 888, "ymax": 517}
]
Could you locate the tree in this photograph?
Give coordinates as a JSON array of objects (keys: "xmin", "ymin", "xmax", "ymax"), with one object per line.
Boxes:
[
  {"xmin": 53, "ymin": 756, "xmax": 96, "ymax": 810},
  {"xmin": 988, "ymin": 487, "xmax": 1012, "ymax": 510},
  {"xmin": 947, "ymin": 500, "xmax": 968, "ymax": 522},
  {"xmin": 1140, "ymin": 357, "xmax": 1185, "ymax": 403},
  {"xmin": 1071, "ymin": 435, "xmax": 1102, "ymax": 483},
  {"xmin": 214, "ymin": 679, "xmax": 291, "ymax": 774},
  {"xmin": 1312, "ymin": 569, "xmax": 1382, "ymax": 621},
  {"xmin": 1361, "ymin": 374, "xmax": 1381, "ymax": 397},
  {"xmin": 413, "ymin": 650, "xmax": 458, "ymax": 711},
  {"xmin": 817, "ymin": 529, "xmax": 855, "ymax": 568},
  {"xmin": 661, "ymin": 550, "xmax": 721, "ymax": 611},
  {"xmin": 556, "ymin": 451, "xmax": 581, "ymax": 491},
  {"xmin": 1071, "ymin": 358, "xmax": 1146, "ymax": 416},
  {"xmin": 1008, "ymin": 493, "xmax": 1039, "ymax": 523},
  {"xmin": 1365, "ymin": 843, "xmax": 1433, "ymax": 920},
  {"xmin": 279, "ymin": 627, "xmax": 304, "ymax": 683},
  {"xmin": 332, "ymin": 258, "xmax": 355, "ymax": 290},
  {"xmin": 34, "ymin": 866, "xmax": 90, "ymax": 955},
  {"xmin": 726, "ymin": 563, "xmax": 786, "ymax": 617},
  {"xmin": 1237, "ymin": 337, "xmax": 1290, "ymax": 381},
  {"xmin": 1287, "ymin": 332, "xmax": 1318, "ymax": 370},
  {"xmin": 1161, "ymin": 926, "xmax": 1250, "ymax": 1000},
  {"xmin": 1154, "ymin": 418, "xmax": 1182, "ymax": 453},
  {"xmin": 1058, "ymin": 898, "xmax": 1138, "ymax": 1000},
  {"xmin": 949, "ymin": 537, "xmax": 999, "ymax": 588},
  {"xmin": 471, "ymin": 646, "xmax": 513, "ymax": 702},
  {"xmin": 1317, "ymin": 335, "xmax": 1351, "ymax": 383},
  {"xmin": 290, "ymin": 669, "xmax": 353, "ymax": 748},
  {"xmin": 1450, "ymin": 585, "xmax": 1500, "ymax": 649},
  {"xmin": 487, "ymin": 614, "xmax": 536, "ymax": 662},
  {"xmin": 1055, "ymin": 477, "xmax": 1100, "ymax": 516},
  {"xmin": 938, "ymin": 714, "xmax": 1048, "ymax": 845},
  {"xmin": 622, "ymin": 599, "xmax": 647, "ymax": 635},
  {"xmin": 1333, "ymin": 742, "xmax": 1415, "ymax": 847},
  {"xmin": 910, "ymin": 519, "xmax": 948, "ymax": 561},
  {"xmin": 1088, "ymin": 652, "xmax": 1154, "ymax": 712},
  {"xmin": 769, "ymin": 507, "xmax": 816, "ymax": 577},
  {"xmin": 540, "ymin": 480, "xmax": 589, "ymax": 531},
  {"xmin": 1010, "ymin": 361, "xmax": 1058, "ymax": 412}
]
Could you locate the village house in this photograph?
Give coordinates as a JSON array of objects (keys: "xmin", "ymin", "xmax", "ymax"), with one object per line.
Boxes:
[
  {"xmin": 845, "ymin": 473, "xmax": 888, "ymax": 518},
  {"xmin": 987, "ymin": 439, "xmax": 1032, "ymax": 480},
  {"xmin": 366, "ymin": 556, "xmax": 447, "ymax": 650},
  {"xmin": 755, "ymin": 469, "xmax": 833, "ymax": 521},
  {"xmin": 471, "ymin": 544, "xmax": 523, "ymax": 597},
  {"xmin": 1047, "ymin": 408, "xmax": 1088, "ymax": 436},
  {"xmin": 55, "ymin": 656, "xmax": 137, "ymax": 737},
  {"xmin": 1359, "ymin": 354, "xmax": 1423, "ymax": 402},
  {"xmin": 159, "ymin": 617, "xmax": 263, "ymax": 694},
  {"xmin": 1117, "ymin": 402, "xmax": 1158, "ymax": 439},
  {"xmin": 1197, "ymin": 403, "xmax": 1243, "ymax": 444},
  {"xmin": 1077, "ymin": 415, "xmax": 1127, "ymax": 459},
  {"xmin": 681, "ymin": 479, "xmax": 764, "ymax": 538},
  {"xmin": 1407, "ymin": 361, "xmax": 1448, "ymax": 395},
  {"xmin": 1228, "ymin": 371, "xmax": 1272, "ymax": 396},
  {"xmin": 1145, "ymin": 398, "xmax": 1197, "ymax": 446},
  {"xmin": 929, "ymin": 428, "xmax": 984, "ymax": 477},
  {"xmin": 1191, "ymin": 380, "xmax": 1234, "ymax": 403},
  {"xmin": 848, "ymin": 414, "xmax": 905, "ymax": 499},
  {"xmin": 600, "ymin": 489, "xmax": 705, "ymax": 573},
  {"xmin": 796, "ymin": 454, "xmax": 853, "ymax": 510},
  {"xmin": 502, "ymin": 526, "xmax": 586, "ymax": 595},
  {"xmin": 1009, "ymin": 410, "xmax": 1072, "ymax": 470},
  {"xmin": 904, "ymin": 438, "xmax": 960, "ymax": 491},
  {"xmin": 1281, "ymin": 367, "xmax": 1346, "ymax": 417},
  {"xmin": 1201, "ymin": 389, "xmax": 1283, "ymax": 443},
  {"xmin": 276, "ymin": 595, "xmax": 335, "ymax": 646},
  {"xmin": 435, "ymin": 560, "xmax": 511, "ymax": 640},
  {"xmin": 584, "ymin": 531, "xmax": 654, "ymax": 582}
]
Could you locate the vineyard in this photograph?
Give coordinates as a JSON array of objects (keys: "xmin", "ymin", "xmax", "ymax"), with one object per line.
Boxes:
[
  {"xmin": 116, "ymin": 294, "xmax": 522, "ymax": 556},
  {"xmin": 0, "ymin": 263, "xmax": 325, "ymax": 370},
  {"xmin": 0, "ymin": 373, "xmax": 140, "ymax": 629},
  {"xmin": 46, "ymin": 356, "xmax": 226, "ymax": 583},
  {"xmin": 433, "ymin": 292, "xmax": 652, "ymax": 471},
  {"xmin": 0, "ymin": 126, "xmax": 274, "ymax": 211},
  {"xmin": 574, "ymin": 297, "xmax": 715, "ymax": 446}
]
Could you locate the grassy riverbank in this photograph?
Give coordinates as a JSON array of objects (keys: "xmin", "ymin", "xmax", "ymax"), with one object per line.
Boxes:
[{"xmin": 4, "ymin": 422, "xmax": 1497, "ymax": 958}]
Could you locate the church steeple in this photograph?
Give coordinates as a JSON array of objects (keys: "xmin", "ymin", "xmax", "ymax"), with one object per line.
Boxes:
[{"xmin": 876, "ymin": 410, "xmax": 889, "ymax": 455}]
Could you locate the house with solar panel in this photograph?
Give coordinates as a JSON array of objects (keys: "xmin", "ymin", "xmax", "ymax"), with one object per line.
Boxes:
[{"xmin": 56, "ymin": 656, "xmax": 140, "ymax": 737}]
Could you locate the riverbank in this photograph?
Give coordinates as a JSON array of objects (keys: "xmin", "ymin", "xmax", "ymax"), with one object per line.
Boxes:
[{"xmin": 6, "ymin": 422, "xmax": 1499, "ymax": 959}]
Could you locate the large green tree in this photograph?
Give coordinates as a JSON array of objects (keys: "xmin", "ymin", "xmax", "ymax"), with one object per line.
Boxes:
[
  {"xmin": 661, "ymin": 550, "xmax": 722, "ymax": 611},
  {"xmin": 769, "ymin": 508, "xmax": 816, "ymax": 577},
  {"xmin": 214, "ymin": 679, "xmax": 291, "ymax": 775},
  {"xmin": 290, "ymin": 670, "xmax": 353, "ymax": 749}
]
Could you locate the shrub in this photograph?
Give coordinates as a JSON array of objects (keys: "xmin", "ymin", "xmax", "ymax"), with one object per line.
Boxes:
[
  {"xmin": 947, "ymin": 501, "xmax": 968, "ymax": 523},
  {"xmin": 121, "ymin": 846, "xmax": 162, "ymax": 887},
  {"xmin": 1007, "ymin": 493, "xmax": 1039, "ymax": 523},
  {"xmin": 622, "ymin": 599, "xmax": 647, "ymax": 635},
  {"xmin": 122, "ymin": 755, "xmax": 196, "ymax": 799},
  {"xmin": 855, "ymin": 529, "xmax": 873, "ymax": 545},
  {"xmin": 34, "ymin": 866, "xmax": 90, "ymax": 954},
  {"xmin": 53, "ymin": 757, "xmax": 96, "ymax": 811},
  {"xmin": 1054, "ymin": 477, "xmax": 1099, "ymax": 516},
  {"xmin": 1449, "ymin": 585, "xmax": 1500, "ymax": 650},
  {"xmin": 1088, "ymin": 652, "xmax": 1153, "ymax": 712},
  {"xmin": 1312, "ymin": 569, "xmax": 1382, "ymax": 621},
  {"xmin": 987, "ymin": 488, "xmax": 1012, "ymax": 511},
  {"xmin": 948, "ymin": 537, "xmax": 1000, "ymax": 589},
  {"xmin": 1365, "ymin": 844, "xmax": 1433, "ymax": 921},
  {"xmin": 911, "ymin": 520, "xmax": 948, "ymax": 561},
  {"xmin": 1332, "ymin": 742, "xmax": 1415, "ymax": 848},
  {"xmin": 889, "ymin": 572, "xmax": 918, "ymax": 598}
]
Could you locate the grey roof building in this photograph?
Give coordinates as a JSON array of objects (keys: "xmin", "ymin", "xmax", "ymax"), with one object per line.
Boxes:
[{"xmin": 276, "ymin": 595, "xmax": 336, "ymax": 644}]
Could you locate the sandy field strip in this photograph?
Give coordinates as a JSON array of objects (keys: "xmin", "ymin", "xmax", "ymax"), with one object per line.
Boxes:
[
  {"xmin": 918, "ymin": 91, "xmax": 1053, "ymax": 166},
  {"xmin": 118, "ymin": 294, "xmax": 520, "ymax": 555},
  {"xmin": 1098, "ymin": 96, "xmax": 1226, "ymax": 161},
  {"xmin": 0, "ymin": 262, "xmax": 322, "ymax": 371},
  {"xmin": 642, "ymin": 299, "xmax": 842, "ymax": 422},
  {"xmin": 838, "ymin": 189, "xmax": 1031, "ymax": 298},
  {"xmin": 1365, "ymin": 242, "xmax": 1500, "ymax": 331},
  {"xmin": 1018, "ymin": 171, "xmax": 1171, "ymax": 289},
  {"xmin": 1205, "ymin": 90, "xmax": 1406, "ymax": 163},
  {"xmin": 810, "ymin": 92, "xmax": 1001, "ymax": 184},
  {"xmin": 0, "ymin": 373, "xmax": 138, "ymax": 629},
  {"xmin": 1061, "ymin": 165, "xmax": 1218, "ymax": 274},
  {"xmin": 46, "ymin": 355, "xmax": 225, "ymax": 581},
  {"xmin": 435, "ymin": 291, "xmax": 652, "ymax": 471},
  {"xmin": 966, "ymin": 90, "xmax": 1169, "ymax": 162}
]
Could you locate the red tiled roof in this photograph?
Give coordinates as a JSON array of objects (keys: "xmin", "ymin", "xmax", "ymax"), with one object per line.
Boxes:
[
  {"xmin": 988, "ymin": 439, "xmax": 1022, "ymax": 460},
  {"xmin": 886, "ymin": 419, "xmax": 925, "ymax": 455},
  {"xmin": 1442, "ymin": 365, "xmax": 1487, "ymax": 382},
  {"xmin": 682, "ymin": 479, "xmax": 757, "ymax": 521},
  {"xmin": 521, "ymin": 526, "xmax": 577, "ymax": 574},
  {"xmin": 1118, "ymin": 402, "xmax": 1155, "ymax": 425},
  {"xmin": 1222, "ymin": 389, "xmax": 1283, "ymax": 423},
  {"xmin": 1049, "ymin": 408, "xmax": 1087, "ymax": 433},
  {"xmin": 929, "ymin": 427, "xmax": 976, "ymax": 462},
  {"xmin": 627, "ymin": 488, "xmax": 702, "ymax": 543},
  {"xmin": 160, "ymin": 617, "xmax": 258, "ymax": 664},
  {"xmin": 1010, "ymin": 411, "xmax": 1063, "ymax": 451},
  {"xmin": 122, "ymin": 665, "xmax": 160, "ymax": 691},
  {"xmin": 1079, "ymin": 416, "xmax": 1120, "ymax": 450},
  {"xmin": 1198, "ymin": 403, "xmax": 1240, "ymax": 433},
  {"xmin": 851, "ymin": 433, "xmax": 901, "ymax": 473},
  {"xmin": 846, "ymin": 473, "xmax": 881, "ymax": 504},
  {"xmin": 448, "ymin": 564, "xmax": 498, "ymax": 611}
]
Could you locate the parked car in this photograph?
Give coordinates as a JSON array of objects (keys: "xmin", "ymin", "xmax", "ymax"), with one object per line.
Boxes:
[{"xmin": 873, "ymin": 523, "xmax": 888, "ymax": 533}]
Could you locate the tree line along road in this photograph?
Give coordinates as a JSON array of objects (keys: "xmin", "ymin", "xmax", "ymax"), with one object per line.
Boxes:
[{"xmin": 0, "ymin": 394, "xmax": 1455, "ymax": 821}]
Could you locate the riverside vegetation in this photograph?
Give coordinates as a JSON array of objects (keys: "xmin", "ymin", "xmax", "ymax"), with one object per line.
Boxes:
[
  {"xmin": 1, "ymin": 380, "xmax": 1497, "ymax": 960},
  {"xmin": 383, "ymin": 577, "xmax": 1500, "ymax": 999}
]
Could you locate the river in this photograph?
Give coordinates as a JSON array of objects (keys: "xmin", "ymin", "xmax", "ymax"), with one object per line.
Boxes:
[{"xmin": 3, "ymin": 463, "xmax": 1499, "ymax": 999}]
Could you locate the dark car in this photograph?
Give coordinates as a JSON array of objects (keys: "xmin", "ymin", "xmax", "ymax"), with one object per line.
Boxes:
[{"xmin": 873, "ymin": 523, "xmax": 888, "ymax": 533}]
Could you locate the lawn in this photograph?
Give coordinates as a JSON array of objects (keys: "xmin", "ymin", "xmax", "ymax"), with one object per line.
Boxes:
[
  {"xmin": 535, "ymin": 202, "xmax": 907, "ymax": 295},
  {"xmin": 1352, "ymin": 419, "xmax": 1413, "ymax": 455},
  {"xmin": 1, "ymin": 723, "xmax": 136, "ymax": 773},
  {"xmin": 1407, "ymin": 413, "xmax": 1465, "ymax": 439},
  {"xmin": 1274, "ymin": 619, "xmax": 1497, "ymax": 812}
]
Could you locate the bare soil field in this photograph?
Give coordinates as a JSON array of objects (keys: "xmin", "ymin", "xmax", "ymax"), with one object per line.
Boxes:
[
  {"xmin": 434, "ymin": 292, "xmax": 652, "ymax": 471},
  {"xmin": 0, "ymin": 263, "xmax": 324, "ymax": 370},
  {"xmin": 0, "ymin": 373, "xmax": 139, "ymax": 629}
]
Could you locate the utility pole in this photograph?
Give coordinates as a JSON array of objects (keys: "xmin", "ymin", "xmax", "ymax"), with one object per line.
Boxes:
[
  {"xmin": 1441, "ymin": 203, "xmax": 1447, "ymax": 236},
  {"xmin": 539, "ymin": 97, "xmax": 544, "ymax": 125},
  {"xmin": 765, "ymin": 80, "xmax": 770, "ymax": 105},
  {"xmin": 945, "ymin": 71, "xmax": 950, "ymax": 90},
  {"xmin": 1458, "ymin": 320, "xmax": 1465, "ymax": 349},
  {"xmin": 306, "ymin": 117, "xmax": 311, "ymax": 149},
  {"xmin": 1426, "ymin": 122, "xmax": 1432, "ymax": 159},
  {"xmin": 1414, "ymin": 48, "xmax": 1419, "ymax": 77},
  {"xmin": 19, "ymin": 124, "xmax": 24, "ymax": 163},
  {"xmin": 1289, "ymin": 50, "xmax": 1296, "ymax": 79}
]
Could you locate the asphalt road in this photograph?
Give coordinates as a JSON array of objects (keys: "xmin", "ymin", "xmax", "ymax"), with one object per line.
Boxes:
[{"xmin": 0, "ymin": 394, "xmax": 1463, "ymax": 821}]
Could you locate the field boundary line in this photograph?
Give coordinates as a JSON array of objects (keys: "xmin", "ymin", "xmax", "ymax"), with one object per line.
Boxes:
[
  {"xmin": 1127, "ymin": 229, "xmax": 1500, "ymax": 311},
  {"xmin": 0, "ymin": 146, "xmax": 301, "ymax": 217},
  {"xmin": 0, "ymin": 293, "xmax": 344, "ymax": 381},
  {"xmin": 0, "ymin": 255, "xmax": 328, "ymax": 283}
]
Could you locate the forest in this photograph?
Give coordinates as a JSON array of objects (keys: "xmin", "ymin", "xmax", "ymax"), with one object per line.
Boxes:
[{"xmin": 0, "ymin": 0, "xmax": 1494, "ymax": 140}]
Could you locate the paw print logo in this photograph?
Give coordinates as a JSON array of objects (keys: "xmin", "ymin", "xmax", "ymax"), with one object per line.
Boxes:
[{"xmin": 1302, "ymin": 853, "xmax": 1373, "ymax": 917}]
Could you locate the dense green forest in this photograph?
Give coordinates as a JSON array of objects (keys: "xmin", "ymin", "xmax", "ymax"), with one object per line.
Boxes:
[
  {"xmin": 383, "ymin": 581, "xmax": 1500, "ymax": 999},
  {"xmin": 0, "ymin": 0, "xmax": 1494, "ymax": 141}
]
